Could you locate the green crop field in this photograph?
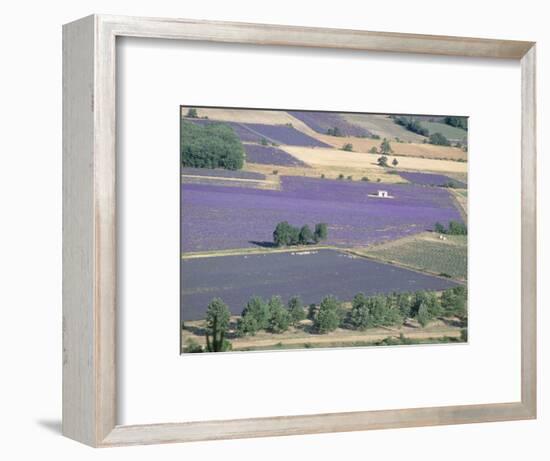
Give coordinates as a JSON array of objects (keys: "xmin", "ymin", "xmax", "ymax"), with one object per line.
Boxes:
[
  {"xmin": 363, "ymin": 234, "xmax": 467, "ymax": 281},
  {"xmin": 420, "ymin": 121, "xmax": 468, "ymax": 141}
]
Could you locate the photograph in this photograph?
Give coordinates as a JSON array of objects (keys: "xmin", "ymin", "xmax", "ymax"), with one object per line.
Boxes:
[{"xmin": 180, "ymin": 106, "xmax": 468, "ymax": 353}]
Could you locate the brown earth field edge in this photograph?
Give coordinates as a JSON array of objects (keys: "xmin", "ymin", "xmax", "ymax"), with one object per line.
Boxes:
[{"xmin": 182, "ymin": 317, "xmax": 464, "ymax": 352}]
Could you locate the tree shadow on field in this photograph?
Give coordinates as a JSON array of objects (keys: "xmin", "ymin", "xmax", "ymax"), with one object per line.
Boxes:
[
  {"xmin": 403, "ymin": 319, "xmax": 419, "ymax": 329},
  {"xmin": 440, "ymin": 317, "xmax": 465, "ymax": 328},
  {"xmin": 249, "ymin": 240, "xmax": 277, "ymax": 248},
  {"xmin": 184, "ymin": 324, "xmax": 207, "ymax": 337},
  {"xmin": 185, "ymin": 321, "xmax": 242, "ymax": 340}
]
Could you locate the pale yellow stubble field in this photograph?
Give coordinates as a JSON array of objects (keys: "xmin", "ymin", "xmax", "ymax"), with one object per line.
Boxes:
[{"xmin": 281, "ymin": 146, "xmax": 468, "ymax": 174}]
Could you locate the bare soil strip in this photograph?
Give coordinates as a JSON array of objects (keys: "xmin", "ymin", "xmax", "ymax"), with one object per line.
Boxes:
[
  {"xmin": 182, "ymin": 319, "xmax": 463, "ymax": 351},
  {"xmin": 232, "ymin": 328, "xmax": 462, "ymax": 350}
]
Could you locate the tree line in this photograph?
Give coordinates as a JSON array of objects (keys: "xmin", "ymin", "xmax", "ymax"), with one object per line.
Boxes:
[
  {"xmin": 273, "ymin": 221, "xmax": 328, "ymax": 246},
  {"xmin": 434, "ymin": 220, "xmax": 468, "ymax": 235},
  {"xmin": 392, "ymin": 116, "xmax": 457, "ymax": 146},
  {"xmin": 184, "ymin": 286, "xmax": 467, "ymax": 352}
]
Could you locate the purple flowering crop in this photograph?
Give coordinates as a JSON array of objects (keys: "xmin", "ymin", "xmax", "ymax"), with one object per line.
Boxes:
[
  {"xmin": 398, "ymin": 171, "xmax": 467, "ymax": 188},
  {"xmin": 288, "ymin": 111, "xmax": 371, "ymax": 137},
  {"xmin": 181, "ymin": 176, "xmax": 463, "ymax": 252},
  {"xmin": 244, "ymin": 145, "xmax": 309, "ymax": 167}
]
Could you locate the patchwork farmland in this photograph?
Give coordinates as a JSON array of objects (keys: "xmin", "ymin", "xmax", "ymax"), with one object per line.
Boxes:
[{"xmin": 180, "ymin": 107, "xmax": 469, "ymax": 352}]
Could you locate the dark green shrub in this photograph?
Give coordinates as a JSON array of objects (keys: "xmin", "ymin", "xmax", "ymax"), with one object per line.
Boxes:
[
  {"xmin": 267, "ymin": 296, "xmax": 291, "ymax": 333},
  {"xmin": 288, "ymin": 296, "xmax": 306, "ymax": 325},
  {"xmin": 314, "ymin": 296, "xmax": 342, "ymax": 333}
]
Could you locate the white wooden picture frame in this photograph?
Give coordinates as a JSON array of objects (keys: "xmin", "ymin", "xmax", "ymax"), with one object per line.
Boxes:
[{"xmin": 62, "ymin": 14, "xmax": 537, "ymax": 447}]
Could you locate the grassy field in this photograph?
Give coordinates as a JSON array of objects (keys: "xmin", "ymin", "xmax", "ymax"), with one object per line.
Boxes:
[
  {"xmin": 343, "ymin": 113, "xmax": 427, "ymax": 143},
  {"xmin": 281, "ymin": 146, "xmax": 468, "ymax": 174},
  {"xmin": 360, "ymin": 233, "xmax": 467, "ymax": 280},
  {"xmin": 419, "ymin": 121, "xmax": 468, "ymax": 141}
]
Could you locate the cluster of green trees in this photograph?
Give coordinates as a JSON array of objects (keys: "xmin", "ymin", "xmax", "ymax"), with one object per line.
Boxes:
[
  {"xmin": 342, "ymin": 143, "xmax": 353, "ymax": 152},
  {"xmin": 394, "ymin": 116, "xmax": 429, "ymax": 136},
  {"xmin": 376, "ymin": 155, "xmax": 399, "ymax": 168},
  {"xmin": 428, "ymin": 132, "xmax": 451, "ymax": 146},
  {"xmin": 370, "ymin": 138, "xmax": 393, "ymax": 155},
  {"xmin": 434, "ymin": 220, "xmax": 468, "ymax": 235},
  {"xmin": 393, "ymin": 115, "xmax": 458, "ymax": 147},
  {"xmin": 327, "ymin": 126, "xmax": 343, "ymax": 137},
  {"xmin": 237, "ymin": 296, "xmax": 306, "ymax": 336},
  {"xmin": 444, "ymin": 116, "xmax": 468, "ymax": 130},
  {"xmin": 181, "ymin": 120, "xmax": 244, "ymax": 170},
  {"xmin": 273, "ymin": 221, "xmax": 328, "ymax": 246},
  {"xmin": 351, "ymin": 291, "xmax": 434, "ymax": 329},
  {"xmin": 186, "ymin": 107, "xmax": 198, "ymax": 118}
]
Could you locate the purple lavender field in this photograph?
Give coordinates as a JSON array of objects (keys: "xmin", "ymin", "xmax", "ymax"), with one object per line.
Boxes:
[
  {"xmin": 185, "ymin": 118, "xmax": 330, "ymax": 147},
  {"xmin": 181, "ymin": 176, "xmax": 462, "ymax": 252},
  {"xmin": 244, "ymin": 144, "xmax": 309, "ymax": 167},
  {"xmin": 181, "ymin": 249, "xmax": 458, "ymax": 320},
  {"xmin": 288, "ymin": 110, "xmax": 372, "ymax": 137},
  {"xmin": 398, "ymin": 171, "xmax": 467, "ymax": 188}
]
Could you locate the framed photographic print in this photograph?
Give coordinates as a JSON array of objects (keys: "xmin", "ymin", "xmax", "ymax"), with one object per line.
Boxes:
[
  {"xmin": 179, "ymin": 106, "xmax": 469, "ymax": 354},
  {"xmin": 63, "ymin": 15, "xmax": 537, "ymax": 447}
]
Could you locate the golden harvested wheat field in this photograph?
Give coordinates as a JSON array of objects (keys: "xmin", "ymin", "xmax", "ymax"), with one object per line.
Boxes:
[
  {"xmin": 243, "ymin": 161, "xmax": 405, "ymax": 183},
  {"xmin": 314, "ymin": 134, "xmax": 467, "ymax": 161},
  {"xmin": 281, "ymin": 146, "xmax": 468, "ymax": 174}
]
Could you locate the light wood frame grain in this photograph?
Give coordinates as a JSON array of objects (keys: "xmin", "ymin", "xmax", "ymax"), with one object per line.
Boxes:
[{"xmin": 62, "ymin": 14, "xmax": 537, "ymax": 447}]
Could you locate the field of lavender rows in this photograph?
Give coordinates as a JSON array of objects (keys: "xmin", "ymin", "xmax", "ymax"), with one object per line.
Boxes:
[
  {"xmin": 244, "ymin": 144, "xmax": 309, "ymax": 167},
  {"xmin": 288, "ymin": 110, "xmax": 372, "ymax": 137},
  {"xmin": 181, "ymin": 249, "xmax": 458, "ymax": 320},
  {"xmin": 181, "ymin": 176, "xmax": 462, "ymax": 252}
]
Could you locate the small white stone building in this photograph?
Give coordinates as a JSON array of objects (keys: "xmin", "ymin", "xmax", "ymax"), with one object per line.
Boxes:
[{"xmin": 367, "ymin": 190, "xmax": 394, "ymax": 199}]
